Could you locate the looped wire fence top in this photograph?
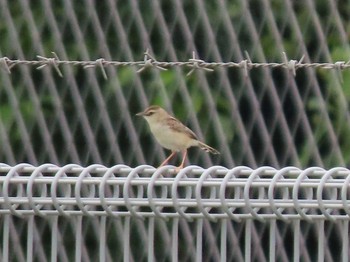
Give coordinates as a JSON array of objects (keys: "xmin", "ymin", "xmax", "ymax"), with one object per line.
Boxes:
[{"xmin": 1, "ymin": 163, "xmax": 350, "ymax": 221}]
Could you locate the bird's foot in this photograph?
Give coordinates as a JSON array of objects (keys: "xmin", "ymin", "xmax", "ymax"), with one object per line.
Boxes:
[{"xmin": 174, "ymin": 165, "xmax": 184, "ymax": 173}]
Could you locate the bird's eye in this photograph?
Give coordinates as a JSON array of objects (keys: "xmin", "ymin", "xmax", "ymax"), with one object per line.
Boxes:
[{"xmin": 146, "ymin": 111, "xmax": 154, "ymax": 116}]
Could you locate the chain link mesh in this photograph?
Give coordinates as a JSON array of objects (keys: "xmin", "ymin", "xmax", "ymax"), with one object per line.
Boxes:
[{"xmin": 0, "ymin": 0, "xmax": 350, "ymax": 261}]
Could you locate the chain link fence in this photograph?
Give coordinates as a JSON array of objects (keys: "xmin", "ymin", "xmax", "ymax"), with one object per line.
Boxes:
[{"xmin": 0, "ymin": 0, "xmax": 350, "ymax": 261}]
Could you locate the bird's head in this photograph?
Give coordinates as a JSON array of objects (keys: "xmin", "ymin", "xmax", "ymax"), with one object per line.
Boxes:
[{"xmin": 136, "ymin": 105, "xmax": 168, "ymax": 124}]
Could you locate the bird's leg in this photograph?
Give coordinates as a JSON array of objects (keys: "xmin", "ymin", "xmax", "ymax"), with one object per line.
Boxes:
[
  {"xmin": 175, "ymin": 150, "xmax": 188, "ymax": 172},
  {"xmin": 159, "ymin": 151, "xmax": 177, "ymax": 167}
]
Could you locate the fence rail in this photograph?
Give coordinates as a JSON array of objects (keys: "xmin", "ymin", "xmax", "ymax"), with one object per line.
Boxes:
[{"xmin": 1, "ymin": 163, "xmax": 350, "ymax": 221}]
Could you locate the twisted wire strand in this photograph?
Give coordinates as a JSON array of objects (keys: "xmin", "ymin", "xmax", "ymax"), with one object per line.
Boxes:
[{"xmin": 1, "ymin": 51, "xmax": 350, "ymax": 78}]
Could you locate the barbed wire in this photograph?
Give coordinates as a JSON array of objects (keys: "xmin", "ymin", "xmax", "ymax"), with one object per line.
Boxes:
[{"xmin": 1, "ymin": 50, "xmax": 350, "ymax": 79}]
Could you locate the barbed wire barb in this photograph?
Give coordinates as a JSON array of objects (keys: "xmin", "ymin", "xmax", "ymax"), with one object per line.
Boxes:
[
  {"xmin": 96, "ymin": 58, "xmax": 108, "ymax": 80},
  {"xmin": 36, "ymin": 52, "xmax": 63, "ymax": 77},
  {"xmin": 298, "ymin": 54, "xmax": 305, "ymax": 65},
  {"xmin": 282, "ymin": 52, "xmax": 297, "ymax": 77},
  {"xmin": 187, "ymin": 51, "xmax": 214, "ymax": 76},
  {"xmin": 334, "ymin": 61, "xmax": 345, "ymax": 83},
  {"xmin": 137, "ymin": 49, "xmax": 167, "ymax": 73},
  {"xmin": 137, "ymin": 49, "xmax": 153, "ymax": 73},
  {"xmin": 0, "ymin": 57, "xmax": 12, "ymax": 74},
  {"xmin": 242, "ymin": 50, "xmax": 253, "ymax": 77}
]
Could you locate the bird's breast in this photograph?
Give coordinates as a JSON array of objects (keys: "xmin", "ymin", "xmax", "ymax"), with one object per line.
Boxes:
[{"xmin": 150, "ymin": 122, "xmax": 194, "ymax": 151}]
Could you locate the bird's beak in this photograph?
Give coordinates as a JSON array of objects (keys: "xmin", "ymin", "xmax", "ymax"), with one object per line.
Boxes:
[{"xmin": 136, "ymin": 111, "xmax": 145, "ymax": 116}]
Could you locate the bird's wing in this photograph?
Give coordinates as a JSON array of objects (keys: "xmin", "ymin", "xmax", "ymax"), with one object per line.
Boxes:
[{"xmin": 166, "ymin": 116, "xmax": 198, "ymax": 140}]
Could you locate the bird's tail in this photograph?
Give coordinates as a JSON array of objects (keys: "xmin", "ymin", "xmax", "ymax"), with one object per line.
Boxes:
[{"xmin": 198, "ymin": 141, "xmax": 220, "ymax": 154}]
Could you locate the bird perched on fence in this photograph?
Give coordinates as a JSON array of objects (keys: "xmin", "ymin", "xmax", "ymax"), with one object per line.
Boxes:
[{"xmin": 136, "ymin": 105, "xmax": 219, "ymax": 171}]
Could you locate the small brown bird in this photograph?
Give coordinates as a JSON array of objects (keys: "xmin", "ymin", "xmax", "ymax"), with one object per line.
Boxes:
[{"xmin": 136, "ymin": 105, "xmax": 219, "ymax": 171}]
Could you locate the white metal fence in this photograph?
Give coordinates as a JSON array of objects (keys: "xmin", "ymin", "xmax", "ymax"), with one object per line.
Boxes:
[{"xmin": 0, "ymin": 164, "xmax": 349, "ymax": 261}]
